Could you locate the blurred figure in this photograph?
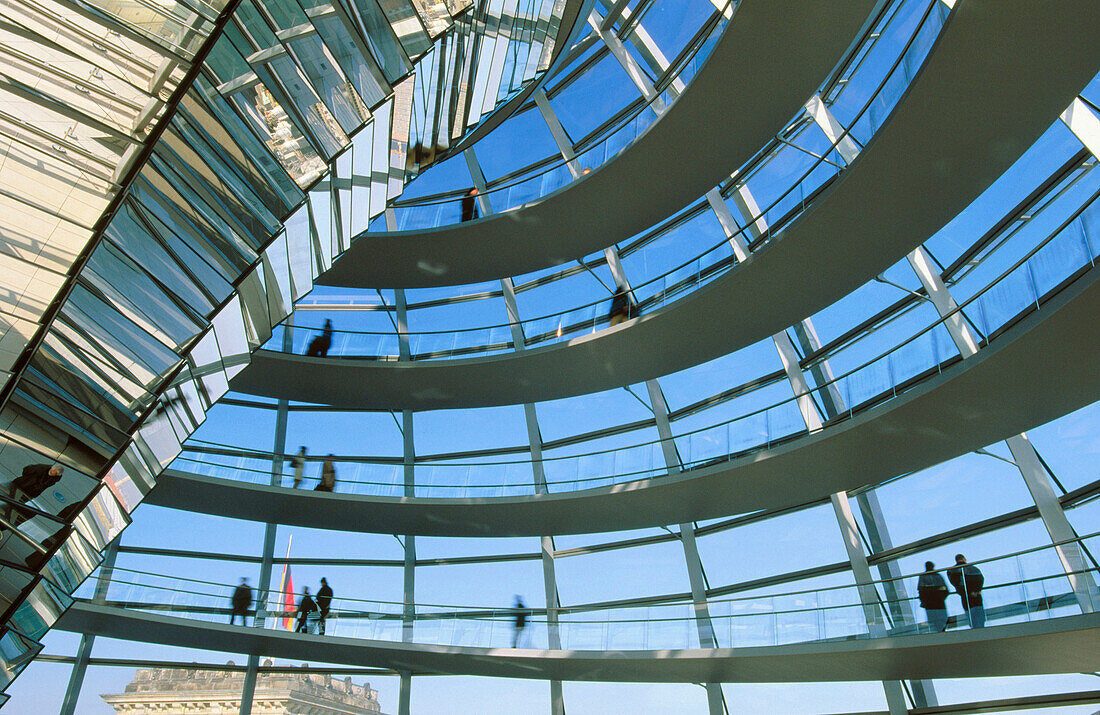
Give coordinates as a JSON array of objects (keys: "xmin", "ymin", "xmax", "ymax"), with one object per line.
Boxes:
[
  {"xmin": 512, "ymin": 595, "xmax": 528, "ymax": 648},
  {"xmin": 230, "ymin": 578, "xmax": 252, "ymax": 627},
  {"xmin": 461, "ymin": 188, "xmax": 479, "ymax": 222},
  {"xmin": 287, "ymin": 446, "xmax": 307, "ymax": 489},
  {"xmin": 316, "ymin": 577, "xmax": 333, "ymax": 635},
  {"xmin": 305, "ymin": 319, "xmax": 333, "ymax": 357},
  {"xmin": 947, "ymin": 554, "xmax": 985, "ymax": 628},
  {"xmin": 315, "ymin": 456, "xmax": 336, "ymax": 492},
  {"xmin": 296, "ymin": 586, "xmax": 318, "ymax": 634},
  {"xmin": 608, "ymin": 285, "xmax": 636, "ymax": 326},
  {"xmin": 10, "ymin": 464, "xmax": 64, "ymax": 504},
  {"xmin": 917, "ymin": 561, "xmax": 949, "ymax": 632}
]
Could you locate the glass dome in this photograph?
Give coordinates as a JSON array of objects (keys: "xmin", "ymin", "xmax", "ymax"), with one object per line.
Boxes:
[{"xmin": 1, "ymin": 0, "xmax": 1100, "ymax": 713}]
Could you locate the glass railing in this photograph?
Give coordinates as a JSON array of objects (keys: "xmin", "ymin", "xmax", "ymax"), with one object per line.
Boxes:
[
  {"xmin": 88, "ymin": 535, "xmax": 1100, "ymax": 651},
  {"xmin": 273, "ymin": 0, "xmax": 949, "ymax": 361},
  {"xmin": 176, "ymin": 190, "xmax": 1100, "ymax": 498}
]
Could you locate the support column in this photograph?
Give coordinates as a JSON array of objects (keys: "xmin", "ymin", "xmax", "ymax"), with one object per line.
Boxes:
[
  {"xmin": 831, "ymin": 492, "xmax": 908, "ymax": 715},
  {"xmin": 907, "ymin": 236, "xmax": 1097, "ymax": 613},
  {"xmin": 1006, "ymin": 435, "xmax": 1096, "ymax": 612},
  {"xmin": 58, "ymin": 537, "xmax": 119, "ymax": 715},
  {"xmin": 718, "ymin": 100, "xmax": 911, "ymax": 707},
  {"xmin": 593, "ymin": 0, "xmax": 687, "ymax": 101},
  {"xmin": 396, "ymin": 286, "xmax": 416, "ymax": 715},
  {"xmin": 534, "ymin": 89, "xmax": 581, "ymax": 178},
  {"xmin": 240, "ymin": 317, "xmax": 294, "ymax": 715},
  {"xmin": 804, "ymin": 95, "xmax": 946, "ymax": 707},
  {"xmin": 466, "ymin": 148, "xmax": 565, "ymax": 714},
  {"xmin": 645, "ymin": 379, "xmax": 724, "ymax": 714},
  {"xmin": 535, "ymin": 85, "xmax": 630, "ymax": 312},
  {"xmin": 855, "ymin": 490, "xmax": 938, "ymax": 707},
  {"xmin": 588, "ymin": 15, "xmax": 670, "ymax": 116}
]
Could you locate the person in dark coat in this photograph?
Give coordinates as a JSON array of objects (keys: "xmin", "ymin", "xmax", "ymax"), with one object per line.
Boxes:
[
  {"xmin": 512, "ymin": 595, "xmax": 528, "ymax": 648},
  {"xmin": 316, "ymin": 577, "xmax": 333, "ymax": 635},
  {"xmin": 296, "ymin": 587, "xmax": 318, "ymax": 634},
  {"xmin": 916, "ymin": 561, "xmax": 950, "ymax": 632},
  {"xmin": 947, "ymin": 554, "xmax": 985, "ymax": 628},
  {"xmin": 305, "ymin": 319, "xmax": 333, "ymax": 357},
  {"xmin": 608, "ymin": 286, "xmax": 636, "ymax": 326},
  {"xmin": 11, "ymin": 464, "xmax": 64, "ymax": 503},
  {"xmin": 230, "ymin": 577, "xmax": 252, "ymax": 626},
  {"xmin": 315, "ymin": 457, "xmax": 336, "ymax": 492},
  {"xmin": 461, "ymin": 188, "xmax": 479, "ymax": 222}
]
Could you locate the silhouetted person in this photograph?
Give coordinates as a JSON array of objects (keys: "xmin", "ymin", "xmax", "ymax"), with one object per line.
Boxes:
[
  {"xmin": 296, "ymin": 587, "xmax": 318, "ymax": 634},
  {"xmin": 608, "ymin": 286, "xmax": 635, "ymax": 327},
  {"xmin": 10, "ymin": 464, "xmax": 64, "ymax": 504},
  {"xmin": 512, "ymin": 595, "xmax": 528, "ymax": 648},
  {"xmin": 315, "ymin": 456, "xmax": 336, "ymax": 492},
  {"xmin": 231, "ymin": 578, "xmax": 252, "ymax": 627},
  {"xmin": 316, "ymin": 577, "xmax": 333, "ymax": 635},
  {"xmin": 947, "ymin": 554, "xmax": 985, "ymax": 628},
  {"xmin": 306, "ymin": 319, "xmax": 333, "ymax": 357},
  {"xmin": 287, "ymin": 446, "xmax": 306, "ymax": 489},
  {"xmin": 917, "ymin": 561, "xmax": 949, "ymax": 632},
  {"xmin": 461, "ymin": 188, "xmax": 479, "ymax": 222}
]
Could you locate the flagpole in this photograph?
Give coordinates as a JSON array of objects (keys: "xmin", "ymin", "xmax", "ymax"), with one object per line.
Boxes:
[{"xmin": 280, "ymin": 535, "xmax": 293, "ymax": 630}]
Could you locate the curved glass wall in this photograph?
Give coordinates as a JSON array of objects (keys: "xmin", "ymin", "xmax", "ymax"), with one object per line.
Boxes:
[
  {"xmin": 5, "ymin": 0, "xmax": 1100, "ymax": 713},
  {"xmin": 273, "ymin": 0, "xmax": 950, "ymax": 361},
  {"xmin": 174, "ymin": 128, "xmax": 1100, "ymax": 498},
  {"xmin": 27, "ymin": 394, "xmax": 1100, "ymax": 712}
]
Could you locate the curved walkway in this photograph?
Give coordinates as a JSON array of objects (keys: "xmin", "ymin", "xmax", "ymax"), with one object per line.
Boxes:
[
  {"xmin": 57, "ymin": 603, "xmax": 1100, "ymax": 682},
  {"xmin": 154, "ymin": 268, "xmax": 1100, "ymax": 536},
  {"xmin": 318, "ymin": 0, "xmax": 879, "ymax": 288},
  {"xmin": 232, "ymin": 0, "xmax": 1100, "ymax": 410}
]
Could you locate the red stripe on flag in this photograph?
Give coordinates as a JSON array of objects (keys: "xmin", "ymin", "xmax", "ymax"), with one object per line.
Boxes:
[{"xmin": 280, "ymin": 564, "xmax": 295, "ymax": 631}]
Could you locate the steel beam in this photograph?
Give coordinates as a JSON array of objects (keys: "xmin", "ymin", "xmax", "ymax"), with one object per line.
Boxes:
[
  {"xmin": 831, "ymin": 491, "xmax": 908, "ymax": 715},
  {"xmin": 466, "ymin": 148, "xmax": 566, "ymax": 714},
  {"xmin": 58, "ymin": 538, "xmax": 119, "ymax": 715}
]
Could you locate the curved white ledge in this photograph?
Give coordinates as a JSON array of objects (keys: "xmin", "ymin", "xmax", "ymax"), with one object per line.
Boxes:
[
  {"xmin": 153, "ymin": 269, "xmax": 1100, "ymax": 536},
  {"xmin": 57, "ymin": 603, "xmax": 1100, "ymax": 682},
  {"xmin": 232, "ymin": 0, "xmax": 1100, "ymax": 411},
  {"xmin": 318, "ymin": 0, "xmax": 879, "ymax": 288}
]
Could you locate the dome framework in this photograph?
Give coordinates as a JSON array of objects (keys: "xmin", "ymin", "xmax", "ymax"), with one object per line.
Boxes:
[{"xmin": 1, "ymin": 0, "xmax": 1100, "ymax": 713}]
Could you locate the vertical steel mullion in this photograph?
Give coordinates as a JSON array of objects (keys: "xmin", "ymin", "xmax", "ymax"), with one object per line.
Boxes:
[
  {"xmin": 463, "ymin": 148, "xmax": 563, "ymax": 712},
  {"xmin": 58, "ymin": 538, "xmax": 120, "ymax": 715},
  {"xmin": 605, "ymin": 223, "xmax": 724, "ymax": 715},
  {"xmin": 534, "ymin": 88, "xmax": 581, "ymax": 177},
  {"xmin": 805, "ymin": 95, "xmax": 936, "ymax": 708},
  {"xmin": 239, "ymin": 316, "xmax": 293, "ymax": 715},
  {"xmin": 395, "ymin": 283, "xmax": 416, "ymax": 715},
  {"xmin": 831, "ymin": 491, "xmax": 909, "ymax": 715}
]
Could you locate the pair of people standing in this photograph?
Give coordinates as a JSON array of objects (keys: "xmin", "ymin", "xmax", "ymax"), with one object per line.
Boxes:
[
  {"xmin": 296, "ymin": 578, "xmax": 334, "ymax": 635},
  {"xmin": 917, "ymin": 554, "xmax": 985, "ymax": 632},
  {"xmin": 286, "ymin": 447, "xmax": 337, "ymax": 492}
]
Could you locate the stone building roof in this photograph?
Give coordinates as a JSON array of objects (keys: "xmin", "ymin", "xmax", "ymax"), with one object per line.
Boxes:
[{"xmin": 101, "ymin": 662, "xmax": 383, "ymax": 714}]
